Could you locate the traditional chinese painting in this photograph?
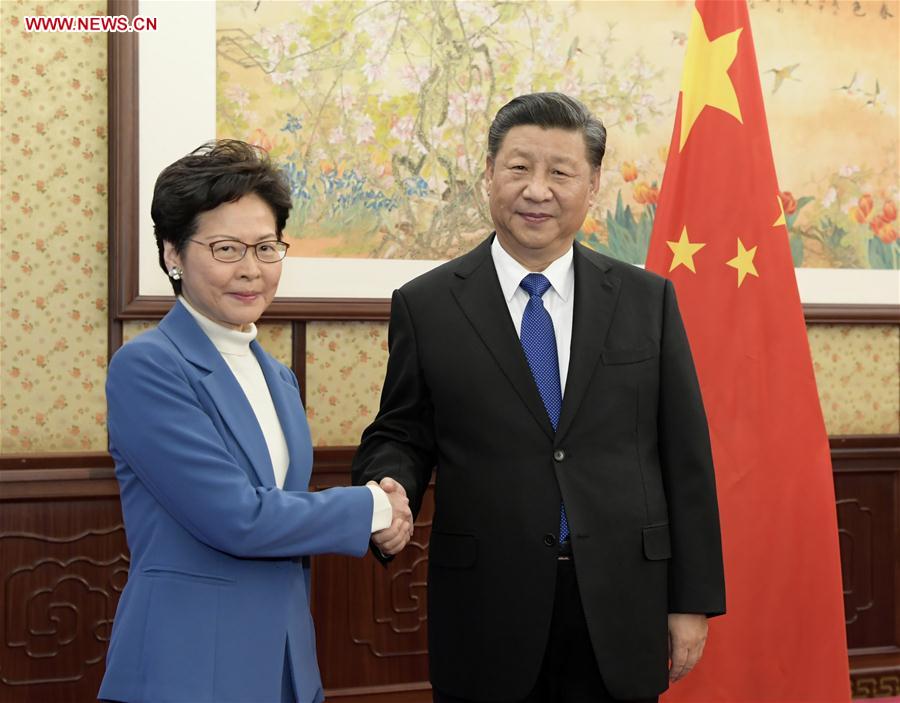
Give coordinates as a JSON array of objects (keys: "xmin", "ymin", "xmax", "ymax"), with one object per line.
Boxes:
[{"xmin": 214, "ymin": 0, "xmax": 897, "ymax": 273}]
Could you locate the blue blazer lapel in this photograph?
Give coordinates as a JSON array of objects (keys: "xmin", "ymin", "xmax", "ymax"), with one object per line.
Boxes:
[
  {"xmin": 251, "ymin": 341, "xmax": 314, "ymax": 492},
  {"xmin": 158, "ymin": 302, "xmax": 277, "ymax": 488}
]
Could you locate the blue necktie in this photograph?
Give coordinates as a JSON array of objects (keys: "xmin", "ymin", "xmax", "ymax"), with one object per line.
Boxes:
[{"xmin": 519, "ymin": 273, "xmax": 569, "ymax": 543}]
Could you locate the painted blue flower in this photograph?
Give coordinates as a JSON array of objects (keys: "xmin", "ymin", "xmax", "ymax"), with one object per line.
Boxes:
[
  {"xmin": 281, "ymin": 161, "xmax": 311, "ymax": 201},
  {"xmin": 281, "ymin": 114, "xmax": 303, "ymax": 134},
  {"xmin": 402, "ymin": 176, "xmax": 429, "ymax": 198}
]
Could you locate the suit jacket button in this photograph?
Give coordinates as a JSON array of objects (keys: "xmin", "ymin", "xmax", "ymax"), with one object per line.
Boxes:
[
  {"xmin": 553, "ymin": 449, "xmax": 566, "ymax": 462},
  {"xmin": 543, "ymin": 534, "xmax": 557, "ymax": 547}
]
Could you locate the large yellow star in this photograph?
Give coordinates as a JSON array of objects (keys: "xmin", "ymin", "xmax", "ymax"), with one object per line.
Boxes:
[
  {"xmin": 667, "ymin": 226, "xmax": 706, "ymax": 273},
  {"xmin": 726, "ymin": 238, "xmax": 759, "ymax": 287},
  {"xmin": 679, "ymin": 8, "xmax": 744, "ymax": 151}
]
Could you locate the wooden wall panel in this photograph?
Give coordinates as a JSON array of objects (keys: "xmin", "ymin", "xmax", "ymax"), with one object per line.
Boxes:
[
  {"xmin": 0, "ymin": 456, "xmax": 127, "ymax": 703},
  {"xmin": 832, "ymin": 436, "xmax": 900, "ymax": 699},
  {"xmin": 837, "ymin": 473, "xmax": 894, "ymax": 648},
  {"xmin": 0, "ymin": 437, "xmax": 897, "ymax": 701},
  {"xmin": 310, "ymin": 450, "xmax": 432, "ymax": 700}
]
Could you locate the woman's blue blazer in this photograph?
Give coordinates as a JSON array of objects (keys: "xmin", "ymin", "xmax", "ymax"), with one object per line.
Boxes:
[{"xmin": 98, "ymin": 301, "xmax": 373, "ymax": 703}]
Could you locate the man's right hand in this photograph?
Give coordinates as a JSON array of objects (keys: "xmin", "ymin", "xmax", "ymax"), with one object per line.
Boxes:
[{"xmin": 370, "ymin": 478, "xmax": 413, "ymax": 555}]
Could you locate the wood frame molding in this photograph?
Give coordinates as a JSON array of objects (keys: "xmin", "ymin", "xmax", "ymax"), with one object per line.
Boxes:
[
  {"xmin": 107, "ymin": 0, "xmax": 140, "ymax": 355},
  {"xmin": 831, "ymin": 433, "xmax": 900, "ymax": 459},
  {"xmin": 804, "ymin": 305, "xmax": 900, "ymax": 325}
]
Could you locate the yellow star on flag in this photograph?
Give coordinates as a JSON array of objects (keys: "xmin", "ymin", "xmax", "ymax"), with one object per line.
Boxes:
[
  {"xmin": 773, "ymin": 194, "xmax": 786, "ymax": 227},
  {"xmin": 726, "ymin": 237, "xmax": 759, "ymax": 287},
  {"xmin": 667, "ymin": 226, "xmax": 706, "ymax": 273},
  {"xmin": 679, "ymin": 8, "xmax": 744, "ymax": 151}
]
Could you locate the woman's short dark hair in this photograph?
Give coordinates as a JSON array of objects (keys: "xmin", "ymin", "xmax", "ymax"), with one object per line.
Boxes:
[
  {"xmin": 487, "ymin": 92, "xmax": 607, "ymax": 170},
  {"xmin": 152, "ymin": 139, "xmax": 292, "ymax": 294}
]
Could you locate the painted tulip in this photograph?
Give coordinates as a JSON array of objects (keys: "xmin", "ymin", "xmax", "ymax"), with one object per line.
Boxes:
[
  {"xmin": 581, "ymin": 214, "xmax": 602, "ymax": 236},
  {"xmin": 620, "ymin": 161, "xmax": 638, "ymax": 182},
  {"xmin": 633, "ymin": 182, "xmax": 650, "ymax": 204},
  {"xmin": 877, "ymin": 225, "xmax": 898, "ymax": 244},
  {"xmin": 248, "ymin": 128, "xmax": 273, "ymax": 152},
  {"xmin": 779, "ymin": 191, "xmax": 797, "ymax": 215},
  {"xmin": 858, "ymin": 193, "xmax": 874, "ymax": 217}
]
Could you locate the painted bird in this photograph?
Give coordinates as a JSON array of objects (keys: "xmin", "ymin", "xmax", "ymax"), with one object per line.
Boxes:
[
  {"xmin": 564, "ymin": 37, "xmax": 582, "ymax": 69},
  {"xmin": 865, "ymin": 80, "xmax": 882, "ymax": 108},
  {"xmin": 767, "ymin": 63, "xmax": 801, "ymax": 94},
  {"xmin": 836, "ymin": 72, "xmax": 859, "ymax": 95}
]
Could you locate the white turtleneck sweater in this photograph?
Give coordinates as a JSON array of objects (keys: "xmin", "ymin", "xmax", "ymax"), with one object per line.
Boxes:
[{"xmin": 180, "ymin": 297, "xmax": 391, "ymax": 532}]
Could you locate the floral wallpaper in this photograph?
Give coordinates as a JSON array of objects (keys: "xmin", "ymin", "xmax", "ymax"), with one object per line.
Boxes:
[
  {"xmin": 305, "ymin": 321, "xmax": 900, "ymax": 446},
  {"xmin": 123, "ymin": 320, "xmax": 293, "ymax": 369},
  {"xmin": 119, "ymin": 319, "xmax": 900, "ymax": 444},
  {"xmin": 809, "ymin": 325, "xmax": 900, "ymax": 435},
  {"xmin": 256, "ymin": 323, "xmax": 293, "ymax": 366},
  {"xmin": 1, "ymin": 0, "xmax": 109, "ymax": 453},
  {"xmin": 121, "ymin": 320, "xmax": 157, "ymax": 344},
  {"xmin": 0, "ymin": 0, "xmax": 896, "ymax": 456},
  {"xmin": 305, "ymin": 322, "xmax": 387, "ymax": 446}
]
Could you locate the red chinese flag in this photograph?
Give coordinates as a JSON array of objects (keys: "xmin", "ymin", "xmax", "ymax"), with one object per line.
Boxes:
[{"xmin": 646, "ymin": 1, "xmax": 850, "ymax": 701}]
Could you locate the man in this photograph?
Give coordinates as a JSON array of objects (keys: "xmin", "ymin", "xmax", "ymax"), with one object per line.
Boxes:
[{"xmin": 353, "ymin": 93, "xmax": 725, "ymax": 703}]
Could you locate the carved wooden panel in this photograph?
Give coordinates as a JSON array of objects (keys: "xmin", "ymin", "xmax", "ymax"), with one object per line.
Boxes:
[
  {"xmin": 0, "ymin": 497, "xmax": 128, "ymax": 703},
  {"xmin": 836, "ymin": 479, "xmax": 894, "ymax": 647},
  {"xmin": 310, "ymin": 449, "xmax": 432, "ymax": 698},
  {"xmin": 345, "ymin": 499, "xmax": 431, "ymax": 662},
  {"xmin": 831, "ymin": 436, "xmax": 900, "ymax": 698},
  {"xmin": 852, "ymin": 672, "xmax": 900, "ymax": 699}
]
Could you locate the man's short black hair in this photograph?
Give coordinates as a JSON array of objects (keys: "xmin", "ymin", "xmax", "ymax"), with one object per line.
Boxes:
[
  {"xmin": 151, "ymin": 139, "xmax": 292, "ymax": 294},
  {"xmin": 487, "ymin": 92, "xmax": 607, "ymax": 169}
]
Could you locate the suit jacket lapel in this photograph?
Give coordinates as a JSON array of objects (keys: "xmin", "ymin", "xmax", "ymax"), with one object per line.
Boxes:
[
  {"xmin": 159, "ymin": 301, "xmax": 277, "ymax": 488},
  {"xmin": 450, "ymin": 237, "xmax": 555, "ymax": 440},
  {"xmin": 252, "ymin": 343, "xmax": 313, "ymax": 492},
  {"xmin": 556, "ymin": 243, "xmax": 622, "ymax": 441}
]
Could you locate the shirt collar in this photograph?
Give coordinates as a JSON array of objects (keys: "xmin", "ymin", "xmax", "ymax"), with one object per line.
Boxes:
[
  {"xmin": 178, "ymin": 296, "xmax": 257, "ymax": 356},
  {"xmin": 490, "ymin": 235, "xmax": 575, "ymax": 303}
]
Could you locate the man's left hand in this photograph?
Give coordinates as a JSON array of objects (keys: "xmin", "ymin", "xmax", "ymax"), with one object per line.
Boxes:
[{"xmin": 668, "ymin": 613, "xmax": 708, "ymax": 682}]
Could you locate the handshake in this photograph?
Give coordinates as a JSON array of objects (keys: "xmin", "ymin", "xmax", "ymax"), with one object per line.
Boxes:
[{"xmin": 368, "ymin": 477, "xmax": 414, "ymax": 555}]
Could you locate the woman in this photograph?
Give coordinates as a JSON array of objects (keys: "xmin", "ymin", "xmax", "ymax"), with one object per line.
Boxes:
[{"xmin": 99, "ymin": 140, "xmax": 411, "ymax": 703}]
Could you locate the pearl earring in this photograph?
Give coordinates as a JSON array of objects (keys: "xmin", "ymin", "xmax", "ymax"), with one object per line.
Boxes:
[{"xmin": 169, "ymin": 267, "xmax": 183, "ymax": 281}]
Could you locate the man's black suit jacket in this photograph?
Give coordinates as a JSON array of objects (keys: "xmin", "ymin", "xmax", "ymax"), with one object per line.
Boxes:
[{"xmin": 353, "ymin": 236, "xmax": 725, "ymax": 701}]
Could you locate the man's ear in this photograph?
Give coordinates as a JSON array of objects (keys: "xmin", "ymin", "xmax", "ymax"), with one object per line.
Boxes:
[
  {"xmin": 588, "ymin": 167, "xmax": 601, "ymax": 205},
  {"xmin": 484, "ymin": 156, "xmax": 495, "ymax": 193}
]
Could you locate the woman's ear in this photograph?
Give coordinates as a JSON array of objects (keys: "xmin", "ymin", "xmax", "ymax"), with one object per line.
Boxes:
[{"xmin": 163, "ymin": 240, "xmax": 182, "ymax": 273}]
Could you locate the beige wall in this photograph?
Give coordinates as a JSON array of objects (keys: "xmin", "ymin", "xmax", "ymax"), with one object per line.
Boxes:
[{"xmin": 1, "ymin": 1, "xmax": 897, "ymax": 454}]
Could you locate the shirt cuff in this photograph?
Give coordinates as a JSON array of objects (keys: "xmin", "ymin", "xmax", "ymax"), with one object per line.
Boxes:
[{"xmin": 367, "ymin": 484, "xmax": 393, "ymax": 533}]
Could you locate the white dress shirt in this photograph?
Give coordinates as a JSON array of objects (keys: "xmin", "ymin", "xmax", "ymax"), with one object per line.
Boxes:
[
  {"xmin": 180, "ymin": 298, "xmax": 391, "ymax": 532},
  {"xmin": 490, "ymin": 237, "xmax": 574, "ymax": 396}
]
